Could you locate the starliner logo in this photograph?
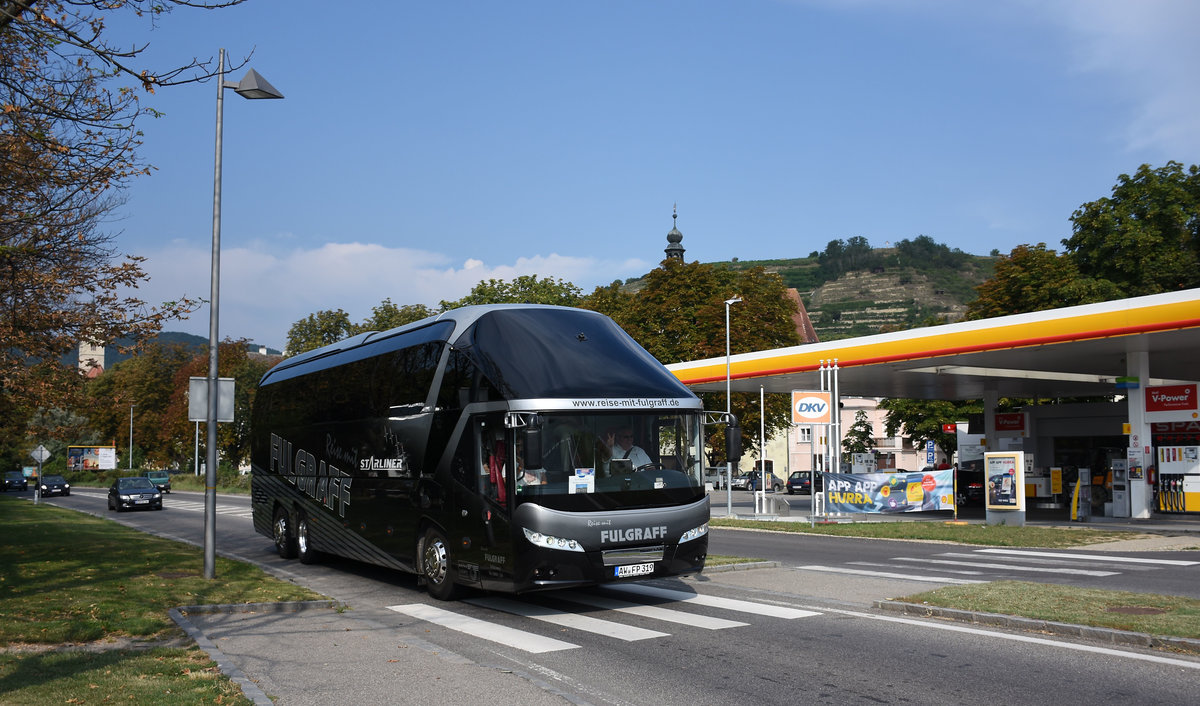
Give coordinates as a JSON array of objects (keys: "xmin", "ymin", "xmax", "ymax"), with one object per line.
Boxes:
[{"xmin": 599, "ymin": 525, "xmax": 667, "ymax": 543}]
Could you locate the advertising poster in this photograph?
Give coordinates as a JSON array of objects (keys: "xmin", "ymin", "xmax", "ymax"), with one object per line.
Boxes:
[
  {"xmin": 66, "ymin": 446, "xmax": 117, "ymax": 471},
  {"xmin": 985, "ymin": 451, "xmax": 1025, "ymax": 511},
  {"xmin": 821, "ymin": 470, "xmax": 954, "ymax": 514}
]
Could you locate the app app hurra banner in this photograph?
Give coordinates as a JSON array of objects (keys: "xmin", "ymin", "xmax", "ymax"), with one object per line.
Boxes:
[{"xmin": 821, "ymin": 470, "xmax": 955, "ymax": 514}]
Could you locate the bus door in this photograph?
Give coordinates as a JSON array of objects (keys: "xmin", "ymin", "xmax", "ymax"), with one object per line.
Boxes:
[{"xmin": 452, "ymin": 415, "xmax": 515, "ymax": 589}]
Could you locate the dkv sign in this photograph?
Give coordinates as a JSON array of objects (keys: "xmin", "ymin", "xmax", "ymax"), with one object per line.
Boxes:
[{"xmin": 792, "ymin": 391, "xmax": 832, "ymax": 424}]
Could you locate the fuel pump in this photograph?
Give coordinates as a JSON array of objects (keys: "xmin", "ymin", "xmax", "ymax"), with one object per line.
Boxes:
[
  {"xmin": 1110, "ymin": 459, "xmax": 1130, "ymax": 518},
  {"xmin": 1156, "ymin": 445, "xmax": 1200, "ymax": 513}
]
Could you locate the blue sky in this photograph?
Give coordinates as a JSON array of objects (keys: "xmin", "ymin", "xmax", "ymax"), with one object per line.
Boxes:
[{"xmin": 107, "ymin": 0, "xmax": 1200, "ymax": 349}]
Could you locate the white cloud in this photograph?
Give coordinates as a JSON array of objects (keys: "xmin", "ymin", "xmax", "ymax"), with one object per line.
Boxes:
[
  {"xmin": 1029, "ymin": 0, "xmax": 1200, "ymax": 155},
  {"xmin": 130, "ymin": 240, "xmax": 648, "ymax": 349}
]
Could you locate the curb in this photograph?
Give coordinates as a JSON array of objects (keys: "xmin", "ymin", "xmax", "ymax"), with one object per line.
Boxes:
[
  {"xmin": 874, "ymin": 600, "xmax": 1200, "ymax": 654},
  {"xmin": 701, "ymin": 560, "xmax": 782, "ymax": 573},
  {"xmin": 168, "ymin": 600, "xmax": 343, "ymax": 705}
]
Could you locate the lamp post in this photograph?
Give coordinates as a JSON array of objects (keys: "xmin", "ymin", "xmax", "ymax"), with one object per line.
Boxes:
[
  {"xmin": 128, "ymin": 404, "xmax": 135, "ymax": 470},
  {"xmin": 205, "ymin": 48, "xmax": 283, "ymax": 580},
  {"xmin": 724, "ymin": 297, "xmax": 741, "ymax": 516}
]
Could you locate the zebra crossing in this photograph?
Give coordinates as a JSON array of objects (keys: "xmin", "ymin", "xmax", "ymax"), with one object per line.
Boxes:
[
  {"xmin": 387, "ymin": 583, "xmax": 820, "ymax": 653},
  {"xmin": 73, "ymin": 489, "xmax": 254, "ymax": 519},
  {"xmin": 798, "ymin": 546, "xmax": 1198, "ymax": 584},
  {"xmin": 163, "ymin": 496, "xmax": 254, "ymax": 519}
]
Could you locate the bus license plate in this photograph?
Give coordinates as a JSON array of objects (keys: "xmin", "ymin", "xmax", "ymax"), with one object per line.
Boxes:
[{"xmin": 615, "ymin": 563, "xmax": 654, "ymax": 578}]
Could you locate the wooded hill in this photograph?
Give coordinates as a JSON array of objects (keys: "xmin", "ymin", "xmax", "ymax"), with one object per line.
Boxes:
[{"xmin": 714, "ymin": 236, "xmax": 997, "ymax": 341}]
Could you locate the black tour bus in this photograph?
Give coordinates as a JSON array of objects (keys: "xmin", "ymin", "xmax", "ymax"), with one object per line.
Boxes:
[{"xmin": 250, "ymin": 304, "xmax": 739, "ymax": 599}]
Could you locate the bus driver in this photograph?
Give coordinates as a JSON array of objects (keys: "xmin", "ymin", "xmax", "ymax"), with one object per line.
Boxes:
[{"xmin": 603, "ymin": 427, "xmax": 652, "ymax": 472}]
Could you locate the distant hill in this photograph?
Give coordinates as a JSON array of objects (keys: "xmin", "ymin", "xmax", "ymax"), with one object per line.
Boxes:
[
  {"xmin": 724, "ymin": 250, "xmax": 996, "ymax": 340},
  {"xmin": 624, "ymin": 241, "xmax": 997, "ymax": 341},
  {"xmin": 70, "ymin": 332, "xmax": 282, "ymax": 370}
]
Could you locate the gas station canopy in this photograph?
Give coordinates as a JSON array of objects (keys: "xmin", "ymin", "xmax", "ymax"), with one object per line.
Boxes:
[{"xmin": 668, "ymin": 289, "xmax": 1200, "ymax": 401}]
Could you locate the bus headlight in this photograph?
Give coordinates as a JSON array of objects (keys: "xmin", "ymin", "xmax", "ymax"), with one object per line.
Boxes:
[
  {"xmin": 522, "ymin": 528, "xmax": 584, "ymax": 552},
  {"xmin": 678, "ymin": 523, "xmax": 708, "ymax": 544}
]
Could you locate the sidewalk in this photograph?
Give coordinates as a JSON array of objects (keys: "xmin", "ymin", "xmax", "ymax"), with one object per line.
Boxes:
[{"xmin": 172, "ymin": 601, "xmax": 578, "ymax": 706}]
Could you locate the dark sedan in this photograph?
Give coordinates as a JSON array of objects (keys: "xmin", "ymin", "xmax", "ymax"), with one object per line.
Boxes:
[
  {"xmin": 3, "ymin": 471, "xmax": 28, "ymax": 491},
  {"xmin": 107, "ymin": 476, "xmax": 162, "ymax": 512},
  {"xmin": 39, "ymin": 474, "xmax": 71, "ymax": 497}
]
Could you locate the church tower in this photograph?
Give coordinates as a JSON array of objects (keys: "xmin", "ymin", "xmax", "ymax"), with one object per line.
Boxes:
[
  {"xmin": 78, "ymin": 339, "xmax": 105, "ymax": 377},
  {"xmin": 664, "ymin": 205, "xmax": 685, "ymax": 261}
]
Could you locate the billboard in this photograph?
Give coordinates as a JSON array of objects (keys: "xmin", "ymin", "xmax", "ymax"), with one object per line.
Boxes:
[
  {"xmin": 821, "ymin": 470, "xmax": 954, "ymax": 514},
  {"xmin": 66, "ymin": 446, "xmax": 117, "ymax": 471},
  {"xmin": 985, "ymin": 451, "xmax": 1025, "ymax": 511}
]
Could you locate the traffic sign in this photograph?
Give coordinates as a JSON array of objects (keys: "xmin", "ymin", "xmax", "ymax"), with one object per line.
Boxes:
[{"xmin": 30, "ymin": 445, "xmax": 50, "ymax": 463}]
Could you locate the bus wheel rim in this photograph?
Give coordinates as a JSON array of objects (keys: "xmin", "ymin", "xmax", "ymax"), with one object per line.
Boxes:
[
  {"xmin": 274, "ymin": 514, "xmax": 289, "ymax": 549},
  {"xmin": 424, "ymin": 537, "xmax": 448, "ymax": 584}
]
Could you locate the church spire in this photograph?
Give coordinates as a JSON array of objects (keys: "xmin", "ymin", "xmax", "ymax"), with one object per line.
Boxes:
[{"xmin": 664, "ymin": 203, "xmax": 685, "ymax": 261}]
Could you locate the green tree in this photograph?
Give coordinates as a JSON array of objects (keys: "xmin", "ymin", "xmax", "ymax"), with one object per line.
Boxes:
[
  {"xmin": 85, "ymin": 342, "xmax": 194, "ymax": 467},
  {"xmin": 285, "ymin": 309, "xmax": 355, "ymax": 355},
  {"xmin": 878, "ymin": 398, "xmax": 982, "ymax": 462},
  {"xmin": 1065, "ymin": 161, "xmax": 1200, "ymax": 296},
  {"xmin": 439, "ymin": 274, "xmax": 583, "ymax": 309},
  {"xmin": 842, "ymin": 410, "xmax": 875, "ymax": 455},
  {"xmin": 583, "ymin": 259, "xmax": 802, "ymax": 461},
  {"xmin": 0, "ymin": 1, "xmax": 245, "ymax": 453},
  {"xmin": 966, "ymin": 243, "xmax": 1120, "ymax": 319},
  {"xmin": 362, "ymin": 298, "xmax": 435, "ymax": 332},
  {"xmin": 157, "ymin": 340, "xmax": 271, "ymax": 469}
]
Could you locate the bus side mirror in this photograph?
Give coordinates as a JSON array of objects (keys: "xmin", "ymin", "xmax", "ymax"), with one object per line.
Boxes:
[
  {"xmin": 726, "ymin": 423, "xmax": 742, "ymax": 462},
  {"xmin": 523, "ymin": 427, "xmax": 542, "ymax": 467}
]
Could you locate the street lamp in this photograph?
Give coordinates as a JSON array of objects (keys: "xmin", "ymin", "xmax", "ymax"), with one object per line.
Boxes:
[
  {"xmin": 128, "ymin": 404, "xmax": 135, "ymax": 470},
  {"xmin": 724, "ymin": 297, "xmax": 741, "ymax": 516},
  {"xmin": 205, "ymin": 48, "xmax": 283, "ymax": 580}
]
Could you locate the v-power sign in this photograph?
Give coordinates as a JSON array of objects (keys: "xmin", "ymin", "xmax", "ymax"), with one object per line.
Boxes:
[{"xmin": 791, "ymin": 391, "xmax": 832, "ymax": 424}]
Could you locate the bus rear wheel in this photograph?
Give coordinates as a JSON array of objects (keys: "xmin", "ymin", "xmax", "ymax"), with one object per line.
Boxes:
[
  {"xmin": 421, "ymin": 527, "xmax": 459, "ymax": 601},
  {"xmin": 297, "ymin": 515, "xmax": 319, "ymax": 564},
  {"xmin": 273, "ymin": 507, "xmax": 298, "ymax": 559}
]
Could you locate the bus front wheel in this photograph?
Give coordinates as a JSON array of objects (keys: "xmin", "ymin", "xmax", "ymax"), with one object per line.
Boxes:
[
  {"xmin": 273, "ymin": 507, "xmax": 298, "ymax": 559},
  {"xmin": 421, "ymin": 527, "xmax": 459, "ymax": 600}
]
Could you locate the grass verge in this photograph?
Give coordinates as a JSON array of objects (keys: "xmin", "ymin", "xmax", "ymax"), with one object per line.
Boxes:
[
  {"xmin": 711, "ymin": 517, "xmax": 1133, "ymax": 547},
  {"xmin": 0, "ymin": 497, "xmax": 325, "ymax": 703},
  {"xmin": 899, "ymin": 581, "xmax": 1200, "ymax": 641}
]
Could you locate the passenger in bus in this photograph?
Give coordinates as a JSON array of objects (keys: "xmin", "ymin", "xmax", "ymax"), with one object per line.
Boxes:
[{"xmin": 601, "ymin": 427, "xmax": 652, "ymax": 471}]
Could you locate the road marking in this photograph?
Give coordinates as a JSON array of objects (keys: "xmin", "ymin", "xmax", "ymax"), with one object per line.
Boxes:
[
  {"xmin": 937, "ymin": 552, "xmax": 1159, "ymax": 571},
  {"xmin": 893, "ymin": 557, "xmax": 1119, "ymax": 577},
  {"xmin": 822, "ymin": 605, "xmax": 1200, "ymax": 671},
  {"xmin": 465, "ymin": 596, "xmax": 669, "ymax": 641},
  {"xmin": 849, "ymin": 561, "xmax": 985, "ymax": 576},
  {"xmin": 975, "ymin": 548, "xmax": 1199, "ymax": 566},
  {"xmin": 602, "ymin": 583, "xmax": 822, "ymax": 618},
  {"xmin": 554, "ymin": 591, "xmax": 750, "ymax": 629},
  {"xmin": 796, "ymin": 565, "xmax": 985, "ymax": 584},
  {"xmin": 387, "ymin": 603, "xmax": 579, "ymax": 654}
]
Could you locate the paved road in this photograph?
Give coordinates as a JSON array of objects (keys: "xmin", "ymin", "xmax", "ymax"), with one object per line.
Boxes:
[{"xmin": 34, "ymin": 488, "xmax": 1200, "ymax": 705}]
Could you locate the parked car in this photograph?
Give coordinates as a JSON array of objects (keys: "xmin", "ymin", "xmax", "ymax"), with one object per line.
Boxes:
[
  {"xmin": 786, "ymin": 471, "xmax": 824, "ymax": 494},
  {"xmin": 730, "ymin": 472, "xmax": 753, "ymax": 490},
  {"xmin": 108, "ymin": 476, "xmax": 163, "ymax": 512},
  {"xmin": 143, "ymin": 469, "xmax": 172, "ymax": 493},
  {"xmin": 956, "ymin": 468, "xmax": 984, "ymax": 506},
  {"xmin": 39, "ymin": 474, "xmax": 71, "ymax": 497},
  {"xmin": 744, "ymin": 473, "xmax": 783, "ymax": 492},
  {"xmin": 3, "ymin": 471, "xmax": 28, "ymax": 491}
]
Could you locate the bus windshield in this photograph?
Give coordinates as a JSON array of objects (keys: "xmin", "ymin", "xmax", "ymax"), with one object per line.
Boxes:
[{"xmin": 514, "ymin": 412, "xmax": 705, "ymax": 511}]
